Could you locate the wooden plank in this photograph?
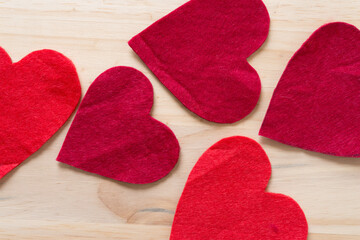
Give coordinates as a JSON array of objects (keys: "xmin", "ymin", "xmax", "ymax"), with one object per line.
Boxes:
[{"xmin": 0, "ymin": 0, "xmax": 359, "ymax": 239}]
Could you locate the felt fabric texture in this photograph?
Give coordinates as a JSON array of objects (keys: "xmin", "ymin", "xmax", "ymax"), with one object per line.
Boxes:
[
  {"xmin": 260, "ymin": 22, "xmax": 360, "ymax": 157},
  {"xmin": 0, "ymin": 48, "xmax": 81, "ymax": 179},
  {"xmin": 129, "ymin": 0, "xmax": 270, "ymax": 123},
  {"xmin": 57, "ymin": 67, "xmax": 180, "ymax": 184},
  {"xmin": 170, "ymin": 136, "xmax": 308, "ymax": 240}
]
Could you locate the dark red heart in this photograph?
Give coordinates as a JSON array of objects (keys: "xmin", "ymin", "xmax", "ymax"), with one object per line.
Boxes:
[
  {"xmin": 57, "ymin": 67, "xmax": 180, "ymax": 184},
  {"xmin": 260, "ymin": 22, "xmax": 360, "ymax": 157},
  {"xmin": 0, "ymin": 48, "xmax": 81, "ymax": 179},
  {"xmin": 170, "ymin": 136, "xmax": 308, "ymax": 239},
  {"xmin": 129, "ymin": 0, "xmax": 270, "ymax": 123}
]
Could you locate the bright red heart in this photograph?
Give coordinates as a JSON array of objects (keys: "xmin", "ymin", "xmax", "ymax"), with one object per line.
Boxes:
[
  {"xmin": 129, "ymin": 0, "xmax": 270, "ymax": 123},
  {"xmin": 260, "ymin": 22, "xmax": 360, "ymax": 157},
  {"xmin": 57, "ymin": 67, "xmax": 180, "ymax": 184},
  {"xmin": 170, "ymin": 136, "xmax": 308, "ymax": 239},
  {"xmin": 0, "ymin": 48, "xmax": 81, "ymax": 179}
]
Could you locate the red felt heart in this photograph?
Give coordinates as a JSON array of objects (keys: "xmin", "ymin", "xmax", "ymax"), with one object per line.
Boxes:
[
  {"xmin": 57, "ymin": 67, "xmax": 180, "ymax": 184},
  {"xmin": 0, "ymin": 48, "xmax": 81, "ymax": 179},
  {"xmin": 129, "ymin": 0, "xmax": 270, "ymax": 123},
  {"xmin": 170, "ymin": 136, "xmax": 308, "ymax": 239},
  {"xmin": 260, "ymin": 22, "xmax": 360, "ymax": 157}
]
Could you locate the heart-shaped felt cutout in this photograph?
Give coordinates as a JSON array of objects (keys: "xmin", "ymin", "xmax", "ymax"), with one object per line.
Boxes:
[
  {"xmin": 170, "ymin": 136, "xmax": 308, "ymax": 239},
  {"xmin": 0, "ymin": 48, "xmax": 81, "ymax": 179},
  {"xmin": 57, "ymin": 67, "xmax": 180, "ymax": 184},
  {"xmin": 129, "ymin": 0, "xmax": 270, "ymax": 123},
  {"xmin": 260, "ymin": 22, "xmax": 360, "ymax": 157}
]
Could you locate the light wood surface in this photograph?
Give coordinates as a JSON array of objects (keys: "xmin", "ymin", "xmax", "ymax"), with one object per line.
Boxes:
[{"xmin": 0, "ymin": 0, "xmax": 359, "ymax": 239}]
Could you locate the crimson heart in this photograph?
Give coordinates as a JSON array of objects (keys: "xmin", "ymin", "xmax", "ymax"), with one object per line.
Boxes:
[
  {"xmin": 260, "ymin": 22, "xmax": 360, "ymax": 157},
  {"xmin": 170, "ymin": 136, "xmax": 308, "ymax": 239},
  {"xmin": 0, "ymin": 48, "xmax": 81, "ymax": 179},
  {"xmin": 57, "ymin": 67, "xmax": 180, "ymax": 184},
  {"xmin": 129, "ymin": 0, "xmax": 270, "ymax": 123}
]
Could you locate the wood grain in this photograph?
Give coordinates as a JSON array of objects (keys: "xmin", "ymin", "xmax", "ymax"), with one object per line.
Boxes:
[{"xmin": 0, "ymin": 0, "xmax": 359, "ymax": 239}]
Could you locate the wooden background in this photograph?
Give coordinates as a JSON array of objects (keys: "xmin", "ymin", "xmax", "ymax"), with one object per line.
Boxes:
[{"xmin": 0, "ymin": 0, "xmax": 359, "ymax": 239}]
